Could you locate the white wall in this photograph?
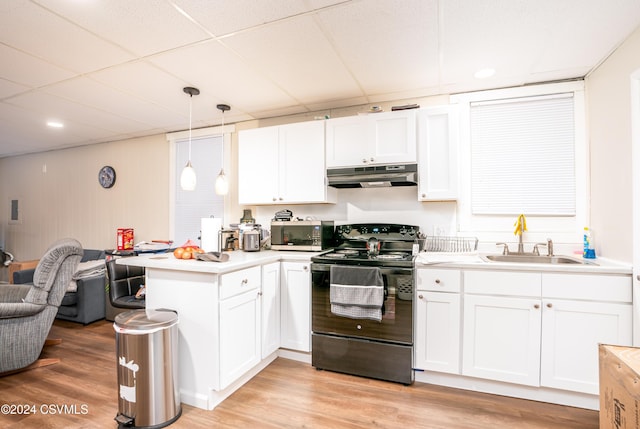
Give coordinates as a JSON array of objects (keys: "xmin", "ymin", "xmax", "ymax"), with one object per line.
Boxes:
[
  {"xmin": 586, "ymin": 25, "xmax": 640, "ymax": 263},
  {"xmin": 0, "ymin": 135, "xmax": 170, "ymax": 261}
]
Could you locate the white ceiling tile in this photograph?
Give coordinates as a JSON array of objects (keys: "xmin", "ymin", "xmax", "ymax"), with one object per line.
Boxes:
[
  {"xmin": 43, "ymin": 77, "xmax": 185, "ymax": 129},
  {"xmin": 223, "ymin": 15, "xmax": 363, "ymax": 105},
  {"xmin": 0, "ymin": 44, "xmax": 74, "ymax": 88},
  {"xmin": 34, "ymin": 0, "xmax": 211, "ymax": 57},
  {"xmin": 172, "ymin": 0, "xmax": 310, "ymax": 36},
  {"xmin": 316, "ymin": 0, "xmax": 440, "ymax": 94},
  {"xmin": 149, "ymin": 39, "xmax": 298, "ymax": 113},
  {"xmin": 7, "ymin": 91, "xmax": 149, "ymax": 135},
  {"xmin": 0, "ymin": 78, "xmax": 29, "ymax": 99},
  {"xmin": 88, "ymin": 61, "xmax": 190, "ymax": 114},
  {"xmin": 0, "ymin": 0, "xmax": 134, "ymax": 74}
]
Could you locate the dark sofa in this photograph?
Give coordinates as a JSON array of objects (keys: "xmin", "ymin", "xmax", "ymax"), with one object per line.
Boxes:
[{"xmin": 13, "ymin": 249, "xmax": 106, "ymax": 325}]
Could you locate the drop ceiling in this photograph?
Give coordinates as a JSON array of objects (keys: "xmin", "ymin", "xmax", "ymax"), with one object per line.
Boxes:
[{"xmin": 1, "ymin": 0, "xmax": 639, "ymax": 158}]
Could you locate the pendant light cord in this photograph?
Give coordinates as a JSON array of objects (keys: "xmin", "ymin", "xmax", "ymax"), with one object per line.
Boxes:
[{"xmin": 188, "ymin": 93, "xmax": 193, "ymax": 162}]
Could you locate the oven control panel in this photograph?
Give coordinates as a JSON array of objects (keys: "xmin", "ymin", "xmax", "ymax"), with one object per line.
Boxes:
[{"xmin": 335, "ymin": 223, "xmax": 419, "ymax": 240}]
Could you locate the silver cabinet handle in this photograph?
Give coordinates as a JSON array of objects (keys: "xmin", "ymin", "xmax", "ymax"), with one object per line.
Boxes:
[{"xmin": 241, "ymin": 278, "xmax": 248, "ymax": 285}]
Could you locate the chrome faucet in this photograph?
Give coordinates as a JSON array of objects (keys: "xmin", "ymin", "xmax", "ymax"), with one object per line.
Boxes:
[
  {"xmin": 496, "ymin": 242, "xmax": 509, "ymax": 255},
  {"xmin": 514, "ymin": 214, "xmax": 526, "ymax": 254},
  {"xmin": 517, "ymin": 229, "xmax": 525, "ymax": 254}
]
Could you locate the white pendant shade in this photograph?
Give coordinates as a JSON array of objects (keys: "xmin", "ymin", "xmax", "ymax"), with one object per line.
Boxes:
[
  {"xmin": 180, "ymin": 161, "xmax": 197, "ymax": 191},
  {"xmin": 180, "ymin": 86, "xmax": 199, "ymax": 191},
  {"xmin": 215, "ymin": 168, "xmax": 229, "ymax": 195}
]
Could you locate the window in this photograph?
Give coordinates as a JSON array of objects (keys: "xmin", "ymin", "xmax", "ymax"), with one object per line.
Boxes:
[
  {"xmin": 452, "ymin": 82, "xmax": 587, "ymax": 241},
  {"xmin": 167, "ymin": 124, "xmax": 233, "ymax": 247},
  {"xmin": 173, "ymin": 135, "xmax": 223, "ymax": 247}
]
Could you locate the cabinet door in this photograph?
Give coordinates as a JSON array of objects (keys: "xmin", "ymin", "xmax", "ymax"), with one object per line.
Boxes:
[
  {"xmin": 540, "ymin": 299, "xmax": 632, "ymax": 394},
  {"xmin": 417, "ymin": 106, "xmax": 458, "ymax": 201},
  {"xmin": 261, "ymin": 262, "xmax": 281, "ymax": 358},
  {"xmin": 219, "ymin": 289, "xmax": 261, "ymax": 389},
  {"xmin": 462, "ymin": 294, "xmax": 542, "ymax": 386},
  {"xmin": 279, "ymin": 121, "xmax": 327, "ymax": 203},
  {"xmin": 325, "ymin": 116, "xmax": 368, "ymax": 167},
  {"xmin": 368, "ymin": 110, "xmax": 417, "ymax": 165},
  {"xmin": 415, "ymin": 291, "xmax": 461, "ymax": 374},
  {"xmin": 238, "ymin": 126, "xmax": 280, "ymax": 204},
  {"xmin": 280, "ymin": 262, "xmax": 311, "ymax": 351}
]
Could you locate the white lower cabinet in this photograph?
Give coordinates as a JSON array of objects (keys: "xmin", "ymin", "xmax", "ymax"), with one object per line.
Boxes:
[
  {"xmin": 415, "ymin": 268, "xmax": 462, "ymax": 374},
  {"xmin": 459, "ymin": 270, "xmax": 632, "ymax": 394},
  {"xmin": 462, "ymin": 293, "xmax": 542, "ymax": 386},
  {"xmin": 280, "ymin": 261, "xmax": 311, "ymax": 352},
  {"xmin": 219, "ymin": 288, "xmax": 261, "ymax": 389},
  {"xmin": 219, "ymin": 267, "xmax": 262, "ymax": 389},
  {"xmin": 539, "ymin": 273, "xmax": 632, "ymax": 394},
  {"xmin": 261, "ymin": 262, "xmax": 281, "ymax": 358}
]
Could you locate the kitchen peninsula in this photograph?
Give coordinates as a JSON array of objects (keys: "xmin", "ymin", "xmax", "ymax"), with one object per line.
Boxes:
[{"xmin": 116, "ymin": 250, "xmax": 316, "ymax": 411}]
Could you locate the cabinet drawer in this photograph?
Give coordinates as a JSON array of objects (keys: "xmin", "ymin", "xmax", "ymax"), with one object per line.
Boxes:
[
  {"xmin": 220, "ymin": 266, "xmax": 261, "ymax": 300},
  {"xmin": 416, "ymin": 269, "xmax": 461, "ymax": 292},
  {"xmin": 464, "ymin": 270, "xmax": 541, "ymax": 297},
  {"xmin": 542, "ymin": 273, "xmax": 632, "ymax": 303}
]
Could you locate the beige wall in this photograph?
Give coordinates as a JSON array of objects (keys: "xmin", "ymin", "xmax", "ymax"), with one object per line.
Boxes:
[
  {"xmin": 586, "ymin": 25, "xmax": 640, "ymax": 263},
  {"xmin": 0, "ymin": 135, "xmax": 170, "ymax": 261}
]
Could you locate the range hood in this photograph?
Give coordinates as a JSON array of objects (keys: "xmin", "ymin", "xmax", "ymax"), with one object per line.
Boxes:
[{"xmin": 327, "ymin": 164, "xmax": 418, "ymax": 188}]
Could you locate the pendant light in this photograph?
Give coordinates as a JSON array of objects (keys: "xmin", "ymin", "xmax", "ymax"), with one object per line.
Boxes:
[
  {"xmin": 180, "ymin": 86, "xmax": 200, "ymax": 191},
  {"xmin": 215, "ymin": 103, "xmax": 230, "ymax": 196}
]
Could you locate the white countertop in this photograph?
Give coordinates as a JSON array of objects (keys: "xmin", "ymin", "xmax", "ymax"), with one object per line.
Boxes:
[
  {"xmin": 116, "ymin": 250, "xmax": 320, "ymax": 274},
  {"xmin": 117, "ymin": 249, "xmax": 632, "ymax": 276},
  {"xmin": 415, "ymin": 252, "xmax": 632, "ymax": 275}
]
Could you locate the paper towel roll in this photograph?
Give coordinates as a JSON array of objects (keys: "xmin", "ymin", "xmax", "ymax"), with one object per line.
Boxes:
[{"xmin": 201, "ymin": 218, "xmax": 222, "ymax": 252}]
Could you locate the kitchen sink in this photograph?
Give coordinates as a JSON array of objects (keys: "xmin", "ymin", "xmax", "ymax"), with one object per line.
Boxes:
[{"xmin": 480, "ymin": 254, "xmax": 598, "ymax": 265}]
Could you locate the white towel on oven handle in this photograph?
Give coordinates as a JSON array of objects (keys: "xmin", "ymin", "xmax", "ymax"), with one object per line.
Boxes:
[{"xmin": 329, "ymin": 265, "xmax": 384, "ymax": 321}]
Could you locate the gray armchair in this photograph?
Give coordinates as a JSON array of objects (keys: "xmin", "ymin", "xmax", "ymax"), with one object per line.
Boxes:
[
  {"xmin": 13, "ymin": 249, "xmax": 107, "ymax": 325},
  {"xmin": 0, "ymin": 238, "xmax": 83, "ymax": 374}
]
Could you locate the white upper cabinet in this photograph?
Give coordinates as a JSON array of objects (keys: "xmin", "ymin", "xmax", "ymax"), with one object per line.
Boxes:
[
  {"xmin": 417, "ymin": 105, "xmax": 459, "ymax": 201},
  {"xmin": 238, "ymin": 120, "xmax": 336, "ymax": 205},
  {"xmin": 326, "ymin": 110, "xmax": 417, "ymax": 168}
]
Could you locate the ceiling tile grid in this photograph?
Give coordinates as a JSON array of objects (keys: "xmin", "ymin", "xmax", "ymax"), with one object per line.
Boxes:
[{"xmin": 0, "ymin": 0, "xmax": 638, "ymax": 157}]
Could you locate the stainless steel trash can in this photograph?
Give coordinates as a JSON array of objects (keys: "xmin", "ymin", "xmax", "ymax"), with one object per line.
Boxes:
[{"xmin": 113, "ymin": 309, "xmax": 180, "ymax": 428}]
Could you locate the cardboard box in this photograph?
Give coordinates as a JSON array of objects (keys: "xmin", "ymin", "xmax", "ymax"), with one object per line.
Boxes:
[
  {"xmin": 600, "ymin": 344, "xmax": 640, "ymax": 429},
  {"xmin": 117, "ymin": 228, "xmax": 134, "ymax": 251}
]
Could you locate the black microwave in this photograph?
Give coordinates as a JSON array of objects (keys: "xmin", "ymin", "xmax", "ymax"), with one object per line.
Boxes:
[{"xmin": 270, "ymin": 220, "xmax": 334, "ymax": 251}]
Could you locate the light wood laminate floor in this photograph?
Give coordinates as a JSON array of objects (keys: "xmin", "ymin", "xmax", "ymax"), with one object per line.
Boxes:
[{"xmin": 0, "ymin": 320, "xmax": 598, "ymax": 428}]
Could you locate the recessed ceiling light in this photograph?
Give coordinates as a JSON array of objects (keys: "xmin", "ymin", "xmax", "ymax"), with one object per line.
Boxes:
[
  {"xmin": 47, "ymin": 121, "xmax": 64, "ymax": 128},
  {"xmin": 474, "ymin": 68, "xmax": 496, "ymax": 79}
]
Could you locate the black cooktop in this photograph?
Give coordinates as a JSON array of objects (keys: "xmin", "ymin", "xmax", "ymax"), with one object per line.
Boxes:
[{"xmin": 311, "ymin": 223, "xmax": 419, "ymax": 267}]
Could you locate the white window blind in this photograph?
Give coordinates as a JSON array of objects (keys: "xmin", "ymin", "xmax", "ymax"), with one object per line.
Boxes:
[
  {"xmin": 470, "ymin": 93, "xmax": 575, "ymax": 215},
  {"xmin": 174, "ymin": 135, "xmax": 224, "ymax": 246}
]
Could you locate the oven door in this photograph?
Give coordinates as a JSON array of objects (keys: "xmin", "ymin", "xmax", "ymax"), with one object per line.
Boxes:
[{"xmin": 311, "ymin": 263, "xmax": 413, "ymax": 345}]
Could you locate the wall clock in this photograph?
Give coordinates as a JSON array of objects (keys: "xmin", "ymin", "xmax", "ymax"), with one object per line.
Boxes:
[{"xmin": 98, "ymin": 165, "xmax": 116, "ymax": 189}]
